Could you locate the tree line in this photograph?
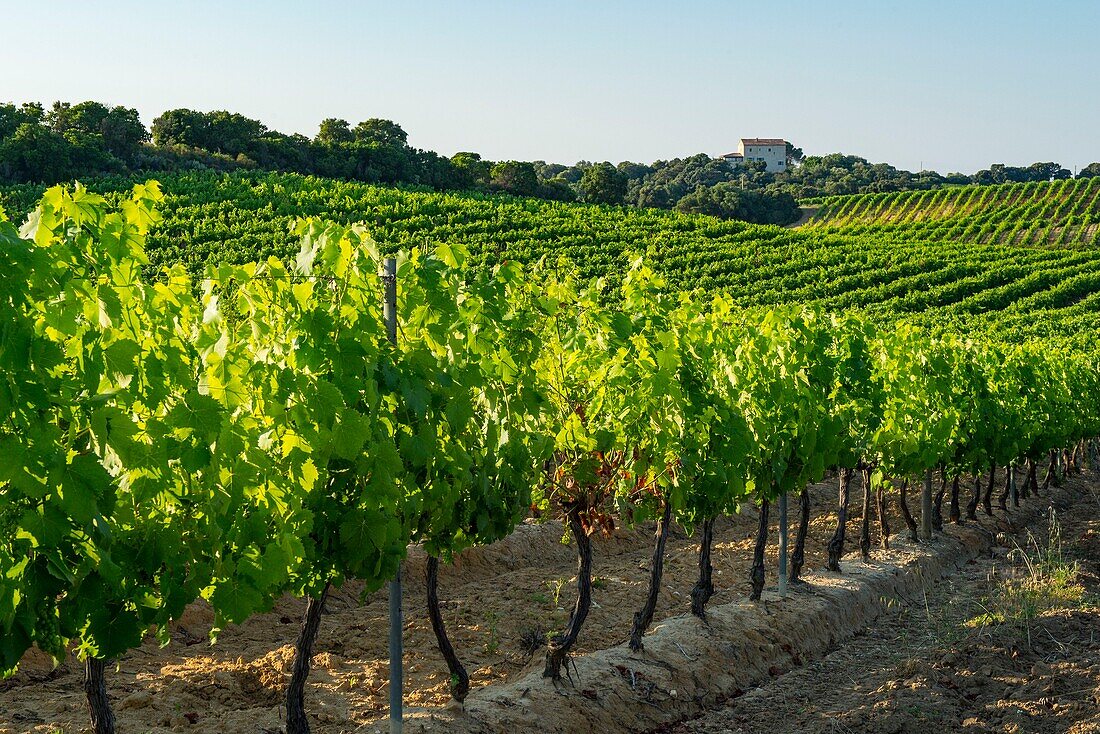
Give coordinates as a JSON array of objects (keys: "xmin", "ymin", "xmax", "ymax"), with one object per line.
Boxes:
[{"xmin": 2, "ymin": 100, "xmax": 1098, "ymax": 226}]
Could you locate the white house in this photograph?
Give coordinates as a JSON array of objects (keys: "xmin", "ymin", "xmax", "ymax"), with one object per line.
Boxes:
[{"xmin": 721, "ymin": 138, "xmax": 788, "ymax": 173}]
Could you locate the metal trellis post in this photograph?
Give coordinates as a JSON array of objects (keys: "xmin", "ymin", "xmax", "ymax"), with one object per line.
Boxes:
[
  {"xmin": 778, "ymin": 491, "xmax": 788, "ymax": 597},
  {"xmin": 382, "ymin": 257, "xmax": 402, "ymax": 734}
]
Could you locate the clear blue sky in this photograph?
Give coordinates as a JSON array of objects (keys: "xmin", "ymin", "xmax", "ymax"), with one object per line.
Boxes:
[{"xmin": 3, "ymin": 0, "xmax": 1097, "ymax": 173}]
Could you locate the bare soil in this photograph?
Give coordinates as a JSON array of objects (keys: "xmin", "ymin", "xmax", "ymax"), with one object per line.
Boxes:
[
  {"xmin": 789, "ymin": 207, "xmax": 820, "ymax": 228},
  {"xmin": 1, "ymin": 473, "xmax": 1096, "ymax": 734},
  {"xmin": 667, "ymin": 483, "xmax": 1100, "ymax": 734}
]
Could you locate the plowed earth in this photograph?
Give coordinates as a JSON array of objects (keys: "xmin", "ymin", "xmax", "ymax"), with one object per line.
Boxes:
[
  {"xmin": 2, "ymin": 472, "xmax": 1097, "ymax": 734},
  {"xmin": 667, "ymin": 483, "xmax": 1100, "ymax": 734}
]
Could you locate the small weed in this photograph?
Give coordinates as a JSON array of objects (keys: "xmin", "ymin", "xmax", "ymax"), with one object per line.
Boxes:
[
  {"xmin": 483, "ymin": 611, "xmax": 501, "ymax": 655},
  {"xmin": 546, "ymin": 577, "xmax": 567, "ymax": 607},
  {"xmin": 966, "ymin": 508, "xmax": 1085, "ymax": 647},
  {"xmin": 592, "ymin": 576, "xmax": 607, "ymax": 590},
  {"xmin": 528, "ymin": 592, "xmax": 550, "ymax": 605}
]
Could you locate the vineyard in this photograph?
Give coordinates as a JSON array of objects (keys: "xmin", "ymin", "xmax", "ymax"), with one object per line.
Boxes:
[
  {"xmin": 4, "ymin": 171, "xmax": 1100, "ymax": 349},
  {"xmin": 2, "ymin": 177, "xmax": 1100, "ymax": 734},
  {"xmin": 805, "ymin": 176, "xmax": 1100, "ymax": 247}
]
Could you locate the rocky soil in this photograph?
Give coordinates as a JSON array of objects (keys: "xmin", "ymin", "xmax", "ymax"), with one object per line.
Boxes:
[
  {"xmin": 2, "ymin": 472, "xmax": 1097, "ymax": 734},
  {"xmin": 668, "ymin": 483, "xmax": 1100, "ymax": 734}
]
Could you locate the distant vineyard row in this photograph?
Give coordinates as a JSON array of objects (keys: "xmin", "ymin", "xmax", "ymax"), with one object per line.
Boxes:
[
  {"xmin": 805, "ymin": 177, "xmax": 1100, "ymax": 247},
  {"xmin": 3, "ymin": 171, "xmax": 1100, "ymax": 349}
]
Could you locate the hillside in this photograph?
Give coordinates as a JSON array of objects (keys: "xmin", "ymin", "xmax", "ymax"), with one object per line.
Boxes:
[
  {"xmin": 4, "ymin": 174, "xmax": 1100, "ymax": 734},
  {"xmin": 804, "ymin": 177, "xmax": 1100, "ymax": 247},
  {"xmin": 4, "ymin": 170, "xmax": 1100, "ymax": 347}
]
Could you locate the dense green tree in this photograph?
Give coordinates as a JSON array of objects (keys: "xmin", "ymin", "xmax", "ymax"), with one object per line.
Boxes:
[
  {"xmin": 38, "ymin": 101, "xmax": 147, "ymax": 163},
  {"xmin": 150, "ymin": 108, "xmax": 209, "ymax": 148},
  {"xmin": 973, "ymin": 162, "xmax": 1072, "ymax": 185},
  {"xmin": 451, "ymin": 152, "xmax": 491, "ymax": 189},
  {"xmin": 631, "ymin": 154, "xmax": 739, "ymax": 208},
  {"xmin": 45, "ymin": 101, "xmax": 85, "ymax": 133},
  {"xmin": 349, "ymin": 141, "xmax": 412, "ymax": 184},
  {"xmin": 19, "ymin": 102, "xmax": 45, "ymax": 123},
  {"xmin": 538, "ymin": 178, "xmax": 576, "ymax": 202},
  {"xmin": 786, "ymin": 141, "xmax": 804, "ymax": 166},
  {"xmin": 1028, "ymin": 162, "xmax": 1072, "ymax": 181},
  {"xmin": 490, "ymin": 161, "xmax": 540, "ymax": 197},
  {"xmin": 617, "ymin": 161, "xmax": 653, "ymax": 182},
  {"xmin": 151, "ymin": 109, "xmax": 266, "ymax": 158},
  {"xmin": 1078, "ymin": 162, "xmax": 1100, "ymax": 179},
  {"xmin": 204, "ymin": 111, "xmax": 267, "ymax": 157},
  {"xmin": 101, "ymin": 107, "xmax": 148, "ymax": 160},
  {"xmin": 553, "ymin": 165, "xmax": 585, "ymax": 185},
  {"xmin": 579, "ymin": 161, "xmax": 627, "ymax": 205},
  {"xmin": 249, "ymin": 132, "xmax": 313, "ymax": 173},
  {"xmin": 0, "ymin": 104, "xmax": 41, "ymax": 139},
  {"xmin": 0, "ymin": 123, "xmax": 74, "ymax": 183},
  {"xmin": 410, "ymin": 149, "xmax": 462, "ymax": 190},
  {"xmin": 315, "ymin": 118, "xmax": 354, "ymax": 145},
  {"xmin": 353, "ymin": 118, "xmax": 408, "ymax": 147},
  {"xmin": 61, "ymin": 130, "xmax": 122, "ymax": 174},
  {"xmin": 47, "ymin": 101, "xmax": 122, "ymax": 139},
  {"xmin": 675, "ymin": 183, "xmax": 800, "ymax": 225},
  {"xmin": 532, "ymin": 160, "xmax": 568, "ymax": 180}
]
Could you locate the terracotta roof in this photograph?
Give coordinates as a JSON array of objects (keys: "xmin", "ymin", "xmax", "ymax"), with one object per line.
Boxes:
[
  {"xmin": 721, "ymin": 152, "xmax": 744, "ymax": 158},
  {"xmin": 741, "ymin": 138, "xmax": 786, "ymax": 146}
]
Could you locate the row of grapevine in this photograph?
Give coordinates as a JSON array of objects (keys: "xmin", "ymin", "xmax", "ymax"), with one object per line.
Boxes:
[
  {"xmin": 3, "ymin": 183, "xmax": 1100, "ymax": 733},
  {"xmin": 808, "ymin": 177, "xmax": 1100, "ymax": 247},
  {"xmin": 6, "ymin": 171, "xmax": 1100, "ymax": 350}
]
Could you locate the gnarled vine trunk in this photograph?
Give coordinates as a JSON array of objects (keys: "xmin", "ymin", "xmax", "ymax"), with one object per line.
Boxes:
[
  {"xmin": 749, "ymin": 498, "xmax": 770, "ymax": 601},
  {"xmin": 630, "ymin": 498, "xmax": 672, "ymax": 650},
  {"xmin": 997, "ymin": 464, "xmax": 1012, "ymax": 511},
  {"xmin": 690, "ymin": 517, "xmax": 716, "ymax": 617},
  {"xmin": 1027, "ymin": 459, "xmax": 1039, "ymax": 497},
  {"xmin": 966, "ymin": 474, "xmax": 981, "ymax": 521},
  {"xmin": 790, "ymin": 486, "xmax": 811, "ymax": 582},
  {"xmin": 1010, "ymin": 463, "xmax": 1020, "ymax": 507},
  {"xmin": 982, "ymin": 464, "xmax": 996, "ymax": 515},
  {"xmin": 826, "ymin": 468, "xmax": 853, "ymax": 572},
  {"xmin": 84, "ymin": 657, "xmax": 115, "ymax": 734},
  {"xmin": 426, "ymin": 555, "xmax": 469, "ymax": 701},
  {"xmin": 898, "ymin": 478, "xmax": 918, "ymax": 542},
  {"xmin": 949, "ymin": 475, "xmax": 961, "ymax": 524},
  {"xmin": 932, "ymin": 472, "xmax": 946, "ymax": 531},
  {"xmin": 859, "ymin": 468, "xmax": 872, "ymax": 561},
  {"xmin": 545, "ymin": 505, "xmax": 593, "ymax": 679},
  {"xmin": 286, "ymin": 584, "xmax": 330, "ymax": 734}
]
